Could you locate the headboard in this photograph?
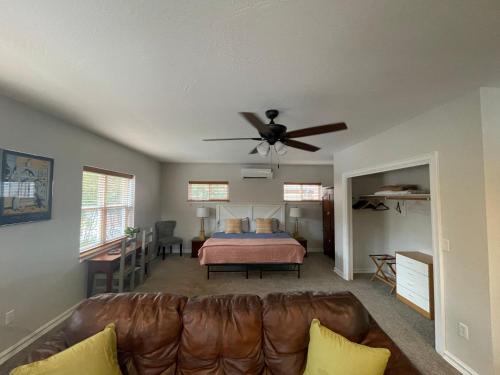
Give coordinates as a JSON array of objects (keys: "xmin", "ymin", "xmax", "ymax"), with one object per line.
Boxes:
[{"xmin": 216, "ymin": 203, "xmax": 286, "ymax": 231}]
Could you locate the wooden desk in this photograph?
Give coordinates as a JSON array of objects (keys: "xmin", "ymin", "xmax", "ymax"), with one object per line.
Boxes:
[{"xmin": 85, "ymin": 240, "xmax": 142, "ymax": 297}]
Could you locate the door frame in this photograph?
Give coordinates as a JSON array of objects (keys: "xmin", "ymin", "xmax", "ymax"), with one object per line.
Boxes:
[{"xmin": 340, "ymin": 152, "xmax": 445, "ymax": 354}]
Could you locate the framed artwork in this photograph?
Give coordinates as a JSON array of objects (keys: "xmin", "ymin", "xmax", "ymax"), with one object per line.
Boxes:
[{"xmin": 0, "ymin": 149, "xmax": 54, "ymax": 226}]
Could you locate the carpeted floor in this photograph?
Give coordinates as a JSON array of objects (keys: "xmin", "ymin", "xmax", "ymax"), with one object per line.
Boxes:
[
  {"xmin": 135, "ymin": 253, "xmax": 458, "ymax": 375},
  {"xmin": 1, "ymin": 253, "xmax": 458, "ymax": 375}
]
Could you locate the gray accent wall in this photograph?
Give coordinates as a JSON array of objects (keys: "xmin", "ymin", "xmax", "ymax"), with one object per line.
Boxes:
[
  {"xmin": 333, "ymin": 91, "xmax": 494, "ymax": 374},
  {"xmin": 0, "ymin": 94, "xmax": 161, "ymax": 354},
  {"xmin": 159, "ymin": 163, "xmax": 333, "ymax": 252}
]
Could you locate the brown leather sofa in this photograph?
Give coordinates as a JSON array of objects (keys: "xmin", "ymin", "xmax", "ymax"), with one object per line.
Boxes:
[{"xmin": 25, "ymin": 291, "xmax": 420, "ymax": 374}]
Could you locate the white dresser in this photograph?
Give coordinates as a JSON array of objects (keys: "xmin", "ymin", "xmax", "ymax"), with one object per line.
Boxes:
[{"xmin": 396, "ymin": 251, "xmax": 434, "ymax": 320}]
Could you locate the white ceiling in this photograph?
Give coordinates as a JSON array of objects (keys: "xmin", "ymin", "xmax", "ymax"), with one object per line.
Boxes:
[{"xmin": 0, "ymin": 1, "xmax": 499, "ymax": 164}]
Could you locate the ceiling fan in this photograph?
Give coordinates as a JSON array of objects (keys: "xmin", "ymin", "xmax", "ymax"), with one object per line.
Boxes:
[{"xmin": 203, "ymin": 109, "xmax": 347, "ymax": 156}]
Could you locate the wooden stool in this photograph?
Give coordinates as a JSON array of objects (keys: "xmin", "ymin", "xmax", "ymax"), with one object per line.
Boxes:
[{"xmin": 369, "ymin": 254, "xmax": 396, "ymax": 294}]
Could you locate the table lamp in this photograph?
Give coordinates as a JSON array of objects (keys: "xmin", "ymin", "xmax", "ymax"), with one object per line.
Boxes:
[
  {"xmin": 289, "ymin": 207, "xmax": 302, "ymax": 239},
  {"xmin": 196, "ymin": 207, "xmax": 210, "ymax": 240}
]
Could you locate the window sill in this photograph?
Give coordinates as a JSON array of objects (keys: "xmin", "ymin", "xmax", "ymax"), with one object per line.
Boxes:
[
  {"xmin": 79, "ymin": 237, "xmax": 126, "ymax": 261},
  {"xmin": 284, "ymin": 200, "xmax": 322, "ymax": 203},
  {"xmin": 187, "ymin": 200, "xmax": 230, "ymax": 203}
]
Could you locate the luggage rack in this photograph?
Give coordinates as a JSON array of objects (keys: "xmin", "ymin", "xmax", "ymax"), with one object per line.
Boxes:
[{"xmin": 369, "ymin": 254, "xmax": 396, "ymax": 294}]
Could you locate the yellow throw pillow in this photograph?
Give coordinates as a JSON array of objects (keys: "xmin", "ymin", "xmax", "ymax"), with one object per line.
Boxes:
[
  {"xmin": 304, "ymin": 319, "xmax": 390, "ymax": 375},
  {"xmin": 225, "ymin": 218, "xmax": 242, "ymax": 234},
  {"xmin": 255, "ymin": 218, "xmax": 273, "ymax": 233},
  {"xmin": 11, "ymin": 323, "xmax": 122, "ymax": 375}
]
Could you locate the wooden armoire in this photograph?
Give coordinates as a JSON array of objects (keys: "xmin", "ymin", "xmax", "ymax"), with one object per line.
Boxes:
[{"xmin": 322, "ymin": 186, "xmax": 335, "ymax": 260}]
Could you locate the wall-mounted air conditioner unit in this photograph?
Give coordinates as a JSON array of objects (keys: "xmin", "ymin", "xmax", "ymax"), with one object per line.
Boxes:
[{"xmin": 241, "ymin": 167, "xmax": 273, "ymax": 180}]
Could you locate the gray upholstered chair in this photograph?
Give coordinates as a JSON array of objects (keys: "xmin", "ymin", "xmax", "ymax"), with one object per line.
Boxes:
[{"xmin": 156, "ymin": 220, "xmax": 183, "ymax": 259}]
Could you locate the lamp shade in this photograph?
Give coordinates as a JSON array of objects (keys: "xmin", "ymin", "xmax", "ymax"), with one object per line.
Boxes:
[
  {"xmin": 274, "ymin": 141, "xmax": 287, "ymax": 155},
  {"xmin": 257, "ymin": 141, "xmax": 270, "ymax": 156},
  {"xmin": 196, "ymin": 207, "xmax": 210, "ymax": 218},
  {"xmin": 289, "ymin": 207, "xmax": 302, "ymax": 218}
]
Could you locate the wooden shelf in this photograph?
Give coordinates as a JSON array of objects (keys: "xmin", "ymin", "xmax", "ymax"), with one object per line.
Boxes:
[{"xmin": 359, "ymin": 194, "xmax": 431, "ymax": 201}]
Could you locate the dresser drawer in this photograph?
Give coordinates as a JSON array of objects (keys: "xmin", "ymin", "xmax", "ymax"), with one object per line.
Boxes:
[
  {"xmin": 396, "ymin": 254, "xmax": 428, "ymax": 276},
  {"xmin": 397, "ymin": 265, "xmax": 429, "ymax": 300},
  {"xmin": 397, "ymin": 284, "xmax": 430, "ymax": 312}
]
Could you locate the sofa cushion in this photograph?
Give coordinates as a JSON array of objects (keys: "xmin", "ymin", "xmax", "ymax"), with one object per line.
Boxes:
[
  {"xmin": 262, "ymin": 291, "xmax": 371, "ymax": 374},
  {"xmin": 64, "ymin": 293, "xmax": 187, "ymax": 375},
  {"xmin": 304, "ymin": 319, "xmax": 390, "ymax": 375},
  {"xmin": 178, "ymin": 294, "xmax": 265, "ymax": 374},
  {"xmin": 11, "ymin": 323, "xmax": 121, "ymax": 375}
]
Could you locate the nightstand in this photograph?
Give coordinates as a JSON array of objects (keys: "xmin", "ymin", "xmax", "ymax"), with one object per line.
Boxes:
[
  {"xmin": 191, "ymin": 237, "xmax": 209, "ymax": 258},
  {"xmin": 296, "ymin": 237, "xmax": 308, "ymax": 257}
]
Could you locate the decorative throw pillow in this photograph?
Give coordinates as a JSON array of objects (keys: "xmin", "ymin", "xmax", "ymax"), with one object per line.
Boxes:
[
  {"xmin": 11, "ymin": 323, "xmax": 122, "ymax": 375},
  {"xmin": 255, "ymin": 218, "xmax": 273, "ymax": 233},
  {"xmin": 241, "ymin": 217, "xmax": 250, "ymax": 232},
  {"xmin": 225, "ymin": 218, "xmax": 242, "ymax": 233},
  {"xmin": 304, "ymin": 319, "xmax": 390, "ymax": 375}
]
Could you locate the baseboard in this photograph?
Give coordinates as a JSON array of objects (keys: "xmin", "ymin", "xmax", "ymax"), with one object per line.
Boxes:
[
  {"xmin": 306, "ymin": 247, "xmax": 322, "ymax": 253},
  {"xmin": 0, "ymin": 300, "xmax": 83, "ymax": 366},
  {"xmin": 353, "ymin": 267, "xmax": 375, "ymax": 274},
  {"xmin": 442, "ymin": 350, "xmax": 479, "ymax": 375},
  {"xmin": 333, "ymin": 266, "xmax": 345, "ymax": 279}
]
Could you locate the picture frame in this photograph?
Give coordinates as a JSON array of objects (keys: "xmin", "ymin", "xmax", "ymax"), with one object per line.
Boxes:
[{"xmin": 0, "ymin": 149, "xmax": 54, "ymax": 226}]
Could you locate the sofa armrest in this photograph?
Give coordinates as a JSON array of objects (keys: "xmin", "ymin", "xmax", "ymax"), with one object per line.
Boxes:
[
  {"xmin": 26, "ymin": 331, "xmax": 68, "ymax": 363},
  {"xmin": 361, "ymin": 320, "xmax": 421, "ymax": 375}
]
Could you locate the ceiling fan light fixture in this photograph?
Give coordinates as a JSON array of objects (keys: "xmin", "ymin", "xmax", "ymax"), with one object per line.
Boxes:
[
  {"xmin": 274, "ymin": 141, "xmax": 287, "ymax": 155},
  {"xmin": 257, "ymin": 141, "xmax": 270, "ymax": 156}
]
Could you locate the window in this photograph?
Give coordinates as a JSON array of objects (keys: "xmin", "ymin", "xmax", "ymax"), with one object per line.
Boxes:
[
  {"xmin": 188, "ymin": 181, "xmax": 229, "ymax": 202},
  {"xmin": 283, "ymin": 183, "xmax": 322, "ymax": 201},
  {"xmin": 79, "ymin": 166, "xmax": 135, "ymax": 253}
]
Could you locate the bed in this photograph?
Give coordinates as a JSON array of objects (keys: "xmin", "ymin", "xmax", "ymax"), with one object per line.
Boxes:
[
  {"xmin": 198, "ymin": 204, "xmax": 306, "ymax": 279},
  {"xmin": 199, "ymin": 232, "xmax": 306, "ymax": 279}
]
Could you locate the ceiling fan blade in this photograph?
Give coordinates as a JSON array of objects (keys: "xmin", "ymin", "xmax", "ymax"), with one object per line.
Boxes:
[
  {"xmin": 286, "ymin": 123, "xmax": 347, "ymax": 138},
  {"xmin": 249, "ymin": 146, "xmax": 258, "ymax": 154},
  {"xmin": 285, "ymin": 139, "xmax": 320, "ymax": 152},
  {"xmin": 239, "ymin": 112, "xmax": 272, "ymax": 136},
  {"xmin": 203, "ymin": 138, "xmax": 262, "ymax": 141}
]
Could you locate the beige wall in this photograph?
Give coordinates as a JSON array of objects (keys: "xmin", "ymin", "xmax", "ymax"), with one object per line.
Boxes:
[
  {"xmin": 480, "ymin": 87, "xmax": 500, "ymax": 374},
  {"xmin": 352, "ymin": 165, "xmax": 432, "ymax": 273},
  {"xmin": 333, "ymin": 91, "xmax": 494, "ymax": 374},
  {"xmin": 160, "ymin": 163, "xmax": 333, "ymax": 251},
  {"xmin": 0, "ymin": 95, "xmax": 161, "ymax": 355}
]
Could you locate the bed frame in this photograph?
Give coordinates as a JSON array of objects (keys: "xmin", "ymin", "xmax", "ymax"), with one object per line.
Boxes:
[{"xmin": 206, "ymin": 263, "xmax": 301, "ymax": 279}]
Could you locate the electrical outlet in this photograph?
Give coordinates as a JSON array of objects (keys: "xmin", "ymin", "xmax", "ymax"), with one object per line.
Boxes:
[
  {"xmin": 458, "ymin": 322, "xmax": 469, "ymax": 340},
  {"xmin": 5, "ymin": 310, "xmax": 15, "ymax": 326},
  {"xmin": 441, "ymin": 238, "xmax": 450, "ymax": 252}
]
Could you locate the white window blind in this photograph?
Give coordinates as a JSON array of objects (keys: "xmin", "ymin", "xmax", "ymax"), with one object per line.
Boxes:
[
  {"xmin": 188, "ymin": 181, "xmax": 229, "ymax": 202},
  {"xmin": 79, "ymin": 167, "xmax": 135, "ymax": 253},
  {"xmin": 283, "ymin": 183, "xmax": 322, "ymax": 201}
]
